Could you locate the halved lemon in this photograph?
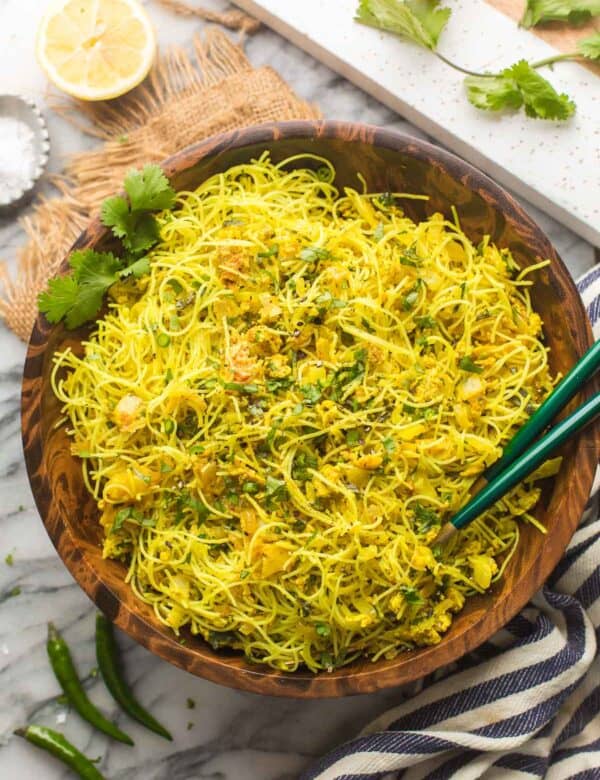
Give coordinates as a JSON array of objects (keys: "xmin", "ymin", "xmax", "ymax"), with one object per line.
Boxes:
[{"xmin": 36, "ymin": 0, "xmax": 156, "ymax": 101}]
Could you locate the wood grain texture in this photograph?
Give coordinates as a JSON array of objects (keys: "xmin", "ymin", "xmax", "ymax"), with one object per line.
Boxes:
[{"xmin": 22, "ymin": 121, "xmax": 599, "ymax": 698}]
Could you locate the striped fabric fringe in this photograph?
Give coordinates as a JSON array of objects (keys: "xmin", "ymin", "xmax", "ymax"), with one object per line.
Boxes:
[{"xmin": 304, "ymin": 266, "xmax": 600, "ymax": 780}]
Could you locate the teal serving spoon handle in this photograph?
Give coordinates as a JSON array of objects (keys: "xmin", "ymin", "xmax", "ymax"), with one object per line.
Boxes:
[
  {"xmin": 438, "ymin": 391, "xmax": 600, "ymax": 540},
  {"xmin": 484, "ymin": 340, "xmax": 600, "ymax": 483}
]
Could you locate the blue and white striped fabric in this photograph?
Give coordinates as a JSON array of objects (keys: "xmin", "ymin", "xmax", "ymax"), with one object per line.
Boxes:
[{"xmin": 304, "ymin": 266, "xmax": 600, "ymax": 780}]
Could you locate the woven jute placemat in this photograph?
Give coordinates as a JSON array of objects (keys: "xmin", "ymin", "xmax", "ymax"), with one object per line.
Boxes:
[{"xmin": 0, "ymin": 26, "xmax": 320, "ymax": 341}]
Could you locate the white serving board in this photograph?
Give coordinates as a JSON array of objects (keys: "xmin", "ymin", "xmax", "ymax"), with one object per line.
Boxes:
[{"xmin": 234, "ymin": 0, "xmax": 600, "ymax": 247}]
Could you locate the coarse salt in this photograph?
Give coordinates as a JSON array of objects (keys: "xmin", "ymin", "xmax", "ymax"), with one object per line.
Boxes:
[{"xmin": 0, "ymin": 117, "xmax": 36, "ymax": 202}]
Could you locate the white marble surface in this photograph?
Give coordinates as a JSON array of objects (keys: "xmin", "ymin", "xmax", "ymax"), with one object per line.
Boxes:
[{"xmin": 0, "ymin": 2, "xmax": 597, "ymax": 779}]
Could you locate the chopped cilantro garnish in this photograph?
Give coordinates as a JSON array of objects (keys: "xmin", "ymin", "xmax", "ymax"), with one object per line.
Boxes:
[
  {"xmin": 402, "ymin": 289, "xmax": 419, "ymax": 310},
  {"xmin": 399, "ymin": 246, "xmax": 421, "ymax": 267},
  {"xmin": 111, "ymin": 507, "xmax": 132, "ymax": 533},
  {"xmin": 415, "ymin": 315, "xmax": 436, "ymax": 329},
  {"xmin": 265, "ymin": 476, "xmax": 286, "ymax": 497},
  {"xmin": 300, "ymin": 384, "xmax": 322, "ymax": 404},
  {"xmin": 400, "ymin": 585, "xmax": 423, "ymax": 605},
  {"xmin": 383, "ymin": 436, "xmax": 396, "ymax": 453},
  {"xmin": 167, "ymin": 278, "xmax": 184, "ymax": 294},
  {"xmin": 346, "ymin": 429, "xmax": 361, "ymax": 446},
  {"xmin": 377, "ymin": 192, "xmax": 396, "ymax": 208},
  {"xmin": 299, "ymin": 246, "xmax": 331, "ymax": 263},
  {"xmin": 266, "ymin": 377, "xmax": 293, "ymax": 392},
  {"xmin": 459, "ymin": 355, "xmax": 483, "ymax": 373},
  {"xmin": 223, "ymin": 382, "xmax": 259, "ymax": 394},
  {"xmin": 257, "ymin": 244, "xmax": 279, "ymax": 258},
  {"xmin": 315, "ymin": 623, "xmax": 331, "ymax": 637},
  {"xmin": 413, "ymin": 502, "xmax": 441, "ymax": 532}
]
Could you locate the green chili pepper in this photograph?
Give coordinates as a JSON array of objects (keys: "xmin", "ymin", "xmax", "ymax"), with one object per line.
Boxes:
[
  {"xmin": 95, "ymin": 613, "xmax": 172, "ymax": 740},
  {"xmin": 46, "ymin": 623, "xmax": 134, "ymax": 745},
  {"xmin": 14, "ymin": 725, "xmax": 106, "ymax": 780}
]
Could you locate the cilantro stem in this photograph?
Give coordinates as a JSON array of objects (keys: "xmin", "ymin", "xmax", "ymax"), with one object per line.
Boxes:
[
  {"xmin": 436, "ymin": 50, "xmax": 580, "ymax": 79},
  {"xmin": 434, "ymin": 52, "xmax": 488, "ymax": 78},
  {"xmin": 529, "ymin": 53, "xmax": 579, "ymax": 69}
]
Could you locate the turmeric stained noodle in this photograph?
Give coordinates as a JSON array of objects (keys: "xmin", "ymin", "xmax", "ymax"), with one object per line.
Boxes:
[{"xmin": 52, "ymin": 153, "xmax": 558, "ymax": 672}]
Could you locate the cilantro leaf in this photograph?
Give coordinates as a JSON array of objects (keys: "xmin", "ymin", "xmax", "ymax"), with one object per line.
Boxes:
[
  {"xmin": 511, "ymin": 61, "xmax": 576, "ymax": 120},
  {"xmin": 124, "ymin": 165, "xmax": 177, "ymax": 212},
  {"xmin": 464, "ymin": 73, "xmax": 523, "ymax": 112},
  {"xmin": 68, "ymin": 252, "xmax": 122, "ymax": 328},
  {"xmin": 75, "ymin": 251, "xmax": 122, "ymax": 288},
  {"xmin": 125, "ymin": 213, "xmax": 161, "ymax": 254},
  {"xmin": 120, "ymin": 256, "xmax": 151, "ymax": 279},
  {"xmin": 465, "ymin": 61, "xmax": 575, "ymax": 120},
  {"xmin": 101, "ymin": 165, "xmax": 175, "ymax": 253},
  {"xmin": 578, "ymin": 32, "xmax": 600, "ymax": 61},
  {"xmin": 39, "ymin": 251, "xmax": 122, "ymax": 329},
  {"xmin": 40, "ymin": 164, "xmax": 176, "ymax": 329},
  {"xmin": 100, "ymin": 196, "xmax": 132, "ymax": 240},
  {"xmin": 38, "ymin": 275, "xmax": 79, "ymax": 324},
  {"xmin": 355, "ymin": 0, "xmax": 451, "ymax": 51},
  {"xmin": 102, "ymin": 200, "xmax": 160, "ymax": 254},
  {"xmin": 521, "ymin": 0, "xmax": 599, "ymax": 28}
]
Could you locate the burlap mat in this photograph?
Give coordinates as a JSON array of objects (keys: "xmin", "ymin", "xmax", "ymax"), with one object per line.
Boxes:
[{"xmin": 0, "ymin": 26, "xmax": 320, "ymax": 341}]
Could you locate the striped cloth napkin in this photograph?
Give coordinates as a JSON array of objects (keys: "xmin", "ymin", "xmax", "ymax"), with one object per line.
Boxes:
[{"xmin": 304, "ymin": 266, "xmax": 600, "ymax": 780}]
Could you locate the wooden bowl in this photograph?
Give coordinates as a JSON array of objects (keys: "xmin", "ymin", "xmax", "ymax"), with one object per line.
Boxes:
[{"xmin": 22, "ymin": 121, "xmax": 598, "ymax": 698}]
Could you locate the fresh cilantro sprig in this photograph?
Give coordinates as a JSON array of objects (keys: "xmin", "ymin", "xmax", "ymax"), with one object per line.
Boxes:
[
  {"xmin": 464, "ymin": 61, "xmax": 575, "ymax": 120},
  {"xmin": 39, "ymin": 165, "xmax": 176, "ymax": 328},
  {"xmin": 577, "ymin": 31, "xmax": 600, "ymax": 60},
  {"xmin": 521, "ymin": 0, "xmax": 600, "ymax": 29},
  {"xmin": 355, "ymin": 1, "xmax": 600, "ymax": 121},
  {"xmin": 355, "ymin": 0, "xmax": 450, "ymax": 50},
  {"xmin": 101, "ymin": 165, "xmax": 176, "ymax": 253}
]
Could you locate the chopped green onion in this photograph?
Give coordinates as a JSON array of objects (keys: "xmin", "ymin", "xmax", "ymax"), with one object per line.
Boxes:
[{"xmin": 157, "ymin": 333, "xmax": 171, "ymax": 348}]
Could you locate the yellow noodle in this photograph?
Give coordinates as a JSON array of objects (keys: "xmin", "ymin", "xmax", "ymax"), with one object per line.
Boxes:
[{"xmin": 51, "ymin": 154, "xmax": 558, "ymax": 672}]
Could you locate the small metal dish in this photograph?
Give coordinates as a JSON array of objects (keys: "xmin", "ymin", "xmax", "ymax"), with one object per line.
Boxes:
[{"xmin": 0, "ymin": 94, "xmax": 50, "ymax": 210}]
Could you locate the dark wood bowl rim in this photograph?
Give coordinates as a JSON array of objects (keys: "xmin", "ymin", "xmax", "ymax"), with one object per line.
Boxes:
[{"xmin": 22, "ymin": 120, "xmax": 598, "ymax": 698}]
